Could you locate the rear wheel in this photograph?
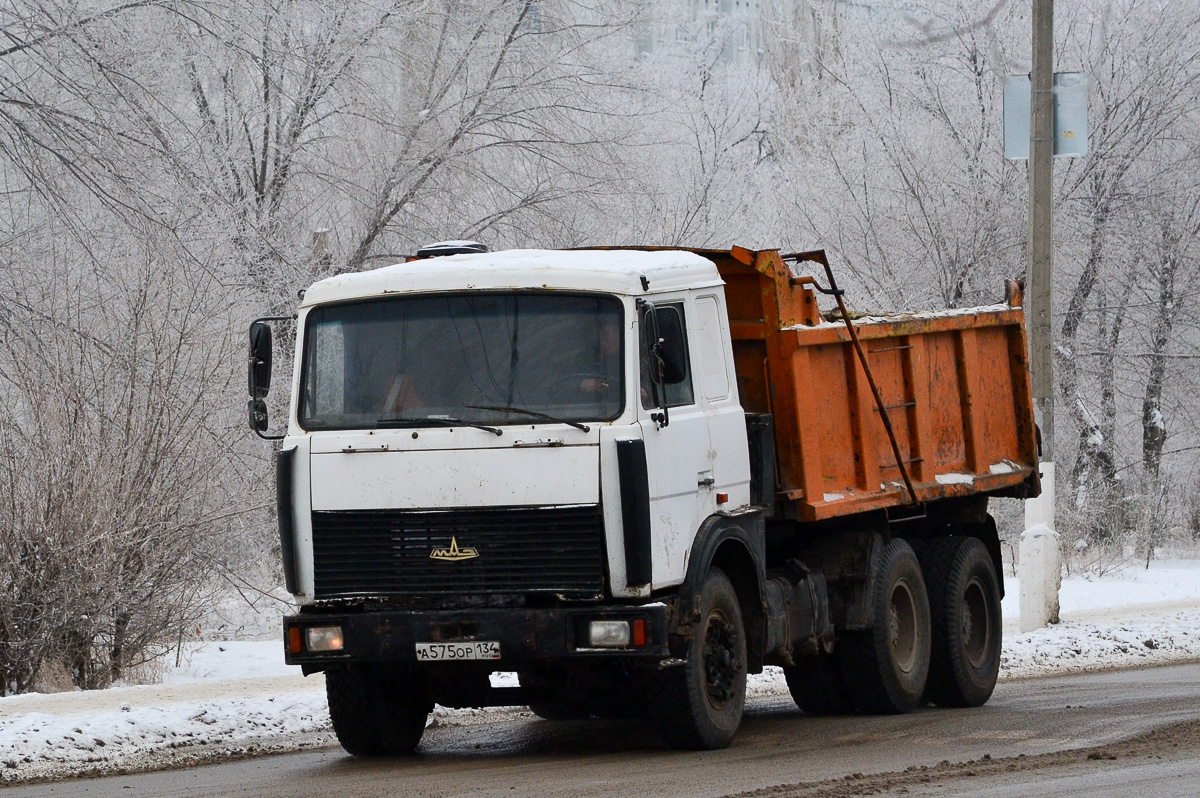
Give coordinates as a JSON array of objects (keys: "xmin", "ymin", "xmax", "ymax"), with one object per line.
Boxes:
[
  {"xmin": 325, "ymin": 664, "xmax": 432, "ymax": 756},
  {"xmin": 655, "ymin": 567, "xmax": 747, "ymax": 749},
  {"xmin": 840, "ymin": 538, "xmax": 931, "ymax": 714},
  {"xmin": 920, "ymin": 535, "xmax": 1002, "ymax": 707}
]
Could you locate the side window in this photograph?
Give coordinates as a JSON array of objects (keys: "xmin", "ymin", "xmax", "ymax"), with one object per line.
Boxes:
[
  {"xmin": 694, "ymin": 295, "xmax": 730, "ymax": 401},
  {"xmin": 640, "ymin": 301, "xmax": 695, "ymax": 410}
]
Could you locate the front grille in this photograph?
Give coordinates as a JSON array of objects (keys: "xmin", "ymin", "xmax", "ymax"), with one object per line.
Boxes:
[{"xmin": 310, "ymin": 505, "xmax": 605, "ymax": 598}]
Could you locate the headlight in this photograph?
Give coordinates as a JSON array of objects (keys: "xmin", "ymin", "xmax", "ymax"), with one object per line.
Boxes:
[
  {"xmin": 588, "ymin": 620, "xmax": 631, "ymax": 647},
  {"xmin": 305, "ymin": 625, "xmax": 345, "ymax": 652}
]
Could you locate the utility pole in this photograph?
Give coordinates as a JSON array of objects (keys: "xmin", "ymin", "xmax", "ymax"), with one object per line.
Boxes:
[
  {"xmin": 1020, "ymin": 0, "xmax": 1060, "ymax": 632},
  {"xmin": 1029, "ymin": 1, "xmax": 1053, "ymax": 455}
]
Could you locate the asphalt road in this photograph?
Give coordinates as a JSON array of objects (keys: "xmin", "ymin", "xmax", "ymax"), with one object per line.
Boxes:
[{"xmin": 7, "ymin": 663, "xmax": 1200, "ymax": 798}]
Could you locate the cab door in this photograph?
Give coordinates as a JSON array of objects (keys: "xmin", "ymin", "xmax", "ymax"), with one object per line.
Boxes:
[{"xmin": 636, "ymin": 297, "xmax": 714, "ymax": 589}]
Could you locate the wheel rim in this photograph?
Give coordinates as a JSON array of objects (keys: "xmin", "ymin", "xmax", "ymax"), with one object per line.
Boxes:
[
  {"xmin": 887, "ymin": 578, "xmax": 919, "ymax": 675},
  {"xmin": 703, "ymin": 609, "xmax": 739, "ymax": 709},
  {"xmin": 962, "ymin": 576, "xmax": 992, "ymax": 670}
]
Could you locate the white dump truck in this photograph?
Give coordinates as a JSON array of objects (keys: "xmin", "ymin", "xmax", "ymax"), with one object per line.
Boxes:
[{"xmin": 249, "ymin": 243, "xmax": 1039, "ymax": 754}]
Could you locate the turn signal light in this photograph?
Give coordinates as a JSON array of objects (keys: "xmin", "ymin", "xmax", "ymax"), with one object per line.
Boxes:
[
  {"xmin": 287, "ymin": 626, "xmax": 302, "ymax": 654},
  {"xmin": 632, "ymin": 619, "xmax": 646, "ymax": 647}
]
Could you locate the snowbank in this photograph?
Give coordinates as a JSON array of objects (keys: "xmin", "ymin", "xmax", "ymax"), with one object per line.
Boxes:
[
  {"xmin": 0, "ymin": 691, "xmax": 329, "ymax": 781},
  {"xmin": 1001, "ymin": 609, "xmax": 1200, "ymax": 679}
]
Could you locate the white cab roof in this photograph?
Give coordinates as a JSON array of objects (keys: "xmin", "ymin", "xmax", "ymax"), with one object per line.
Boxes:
[{"xmin": 300, "ymin": 249, "xmax": 723, "ymax": 307}]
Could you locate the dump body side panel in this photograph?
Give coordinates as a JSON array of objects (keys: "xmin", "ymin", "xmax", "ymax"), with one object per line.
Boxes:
[{"xmin": 713, "ymin": 249, "xmax": 1039, "ymax": 522}]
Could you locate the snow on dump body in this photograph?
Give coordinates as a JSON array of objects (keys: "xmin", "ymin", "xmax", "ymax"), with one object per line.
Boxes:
[
  {"xmin": 802, "ymin": 303, "xmax": 1015, "ymax": 331},
  {"xmin": 300, "ymin": 249, "xmax": 723, "ymax": 307}
]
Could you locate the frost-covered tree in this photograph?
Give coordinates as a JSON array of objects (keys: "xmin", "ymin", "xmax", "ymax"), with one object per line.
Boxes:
[{"xmin": 0, "ymin": 1, "xmax": 246, "ymax": 692}]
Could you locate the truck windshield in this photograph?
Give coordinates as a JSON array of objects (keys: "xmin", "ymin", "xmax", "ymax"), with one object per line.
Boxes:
[{"xmin": 300, "ymin": 293, "xmax": 623, "ymax": 430}]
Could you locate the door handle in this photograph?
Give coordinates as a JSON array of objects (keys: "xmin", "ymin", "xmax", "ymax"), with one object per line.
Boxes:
[
  {"xmin": 698, "ymin": 476, "xmax": 715, "ymax": 488},
  {"xmin": 341, "ymin": 443, "xmax": 390, "ymax": 453}
]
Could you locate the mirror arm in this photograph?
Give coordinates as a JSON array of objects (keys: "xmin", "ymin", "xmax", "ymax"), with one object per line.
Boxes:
[
  {"xmin": 248, "ymin": 314, "xmax": 296, "ymax": 339},
  {"xmin": 250, "ymin": 314, "xmax": 299, "ymax": 325}
]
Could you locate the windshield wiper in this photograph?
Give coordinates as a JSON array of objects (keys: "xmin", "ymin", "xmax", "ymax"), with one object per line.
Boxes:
[
  {"xmin": 465, "ymin": 404, "xmax": 591, "ymax": 433},
  {"xmin": 376, "ymin": 415, "xmax": 503, "ymax": 436}
]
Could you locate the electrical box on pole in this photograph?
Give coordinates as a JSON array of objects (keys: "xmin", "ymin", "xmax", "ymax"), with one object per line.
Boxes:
[{"xmin": 1003, "ymin": 73, "xmax": 1088, "ymax": 160}]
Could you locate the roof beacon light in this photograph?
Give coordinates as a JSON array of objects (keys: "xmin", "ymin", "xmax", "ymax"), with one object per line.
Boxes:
[{"xmin": 415, "ymin": 240, "xmax": 489, "ymax": 259}]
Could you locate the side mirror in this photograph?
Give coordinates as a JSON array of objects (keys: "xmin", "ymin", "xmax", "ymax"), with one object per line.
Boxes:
[
  {"xmin": 248, "ymin": 398, "xmax": 269, "ymax": 433},
  {"xmin": 249, "ymin": 321, "xmax": 273, "ymax": 399},
  {"xmin": 247, "ymin": 315, "xmax": 294, "ymax": 440},
  {"xmin": 653, "ymin": 306, "xmax": 688, "ymax": 385}
]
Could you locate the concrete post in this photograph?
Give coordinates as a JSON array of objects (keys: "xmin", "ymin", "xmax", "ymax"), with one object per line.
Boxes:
[
  {"xmin": 1028, "ymin": 0, "xmax": 1055, "ymax": 463},
  {"xmin": 1020, "ymin": 0, "xmax": 1060, "ymax": 636},
  {"xmin": 1020, "ymin": 462, "xmax": 1060, "ymax": 632}
]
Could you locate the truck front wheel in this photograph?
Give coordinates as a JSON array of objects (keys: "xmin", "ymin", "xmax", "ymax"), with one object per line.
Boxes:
[
  {"xmin": 655, "ymin": 567, "xmax": 747, "ymax": 750},
  {"xmin": 920, "ymin": 535, "xmax": 1002, "ymax": 707},
  {"xmin": 325, "ymin": 664, "xmax": 432, "ymax": 756},
  {"xmin": 841, "ymin": 538, "xmax": 931, "ymax": 714}
]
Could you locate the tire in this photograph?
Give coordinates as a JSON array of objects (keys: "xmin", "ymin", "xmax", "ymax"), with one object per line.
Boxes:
[
  {"xmin": 840, "ymin": 538, "xmax": 931, "ymax": 714},
  {"xmin": 920, "ymin": 535, "xmax": 1002, "ymax": 708},
  {"xmin": 518, "ymin": 669, "xmax": 590, "ymax": 720},
  {"xmin": 655, "ymin": 567, "xmax": 747, "ymax": 750},
  {"xmin": 325, "ymin": 665, "xmax": 432, "ymax": 756},
  {"xmin": 783, "ymin": 647, "xmax": 856, "ymax": 715}
]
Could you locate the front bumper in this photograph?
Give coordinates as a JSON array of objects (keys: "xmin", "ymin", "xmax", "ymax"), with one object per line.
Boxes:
[{"xmin": 283, "ymin": 603, "xmax": 672, "ymax": 669}]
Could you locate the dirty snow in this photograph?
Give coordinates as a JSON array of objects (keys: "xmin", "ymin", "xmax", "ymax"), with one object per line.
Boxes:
[
  {"xmin": 934, "ymin": 472, "xmax": 975, "ymax": 485},
  {"xmin": 4, "ymin": 562, "xmax": 1200, "ymax": 783}
]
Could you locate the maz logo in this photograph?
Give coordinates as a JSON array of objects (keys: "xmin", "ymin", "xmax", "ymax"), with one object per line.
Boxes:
[{"xmin": 429, "ymin": 536, "xmax": 479, "ymax": 562}]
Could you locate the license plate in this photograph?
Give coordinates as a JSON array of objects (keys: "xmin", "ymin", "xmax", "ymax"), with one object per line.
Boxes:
[{"xmin": 414, "ymin": 641, "xmax": 501, "ymax": 662}]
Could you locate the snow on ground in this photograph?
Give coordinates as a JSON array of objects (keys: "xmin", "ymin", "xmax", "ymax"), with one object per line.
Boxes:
[
  {"xmin": 0, "ymin": 685, "xmax": 330, "ymax": 782},
  {"xmin": 1004, "ymin": 560, "xmax": 1200, "ymax": 617},
  {"xmin": 158, "ymin": 642, "xmax": 297, "ymax": 684},
  {"xmin": 1000, "ymin": 608, "xmax": 1200, "ymax": 679},
  {"xmin": 4, "ymin": 561, "xmax": 1200, "ymax": 784},
  {"xmin": 995, "ymin": 560, "xmax": 1200, "ymax": 679}
]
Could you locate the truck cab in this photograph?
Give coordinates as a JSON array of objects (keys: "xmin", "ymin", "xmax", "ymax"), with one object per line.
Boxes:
[{"xmin": 280, "ymin": 248, "xmax": 750, "ymax": 602}]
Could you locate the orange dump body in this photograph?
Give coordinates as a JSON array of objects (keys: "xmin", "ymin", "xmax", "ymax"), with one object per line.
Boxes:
[{"xmin": 712, "ymin": 247, "xmax": 1040, "ymax": 522}]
